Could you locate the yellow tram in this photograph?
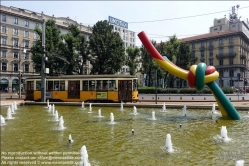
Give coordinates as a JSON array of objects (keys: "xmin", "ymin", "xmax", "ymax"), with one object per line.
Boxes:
[{"xmin": 25, "ymin": 75, "xmax": 139, "ymax": 102}]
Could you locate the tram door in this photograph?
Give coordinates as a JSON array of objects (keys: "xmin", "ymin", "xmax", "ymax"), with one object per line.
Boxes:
[
  {"xmin": 118, "ymin": 80, "xmax": 132, "ymax": 102},
  {"xmin": 25, "ymin": 81, "xmax": 34, "ymax": 100},
  {"xmin": 68, "ymin": 81, "xmax": 80, "ymax": 99}
]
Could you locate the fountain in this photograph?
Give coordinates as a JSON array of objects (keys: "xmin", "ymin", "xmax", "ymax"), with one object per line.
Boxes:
[
  {"xmin": 162, "ymin": 103, "xmax": 166, "ymax": 112},
  {"xmin": 80, "ymin": 145, "xmax": 91, "ymax": 166},
  {"xmin": 47, "ymin": 99, "xmax": 49, "ymax": 108},
  {"xmin": 52, "ymin": 104, "xmax": 55, "ymax": 114},
  {"xmin": 58, "ymin": 116, "xmax": 65, "ymax": 130},
  {"xmin": 6, "ymin": 106, "xmax": 13, "ymax": 120},
  {"xmin": 14, "ymin": 101, "xmax": 17, "ymax": 110},
  {"xmin": 220, "ymin": 126, "xmax": 229, "ymax": 141},
  {"xmin": 133, "ymin": 106, "xmax": 137, "ymax": 115},
  {"xmin": 166, "ymin": 134, "xmax": 173, "ymax": 152},
  {"xmin": 68, "ymin": 134, "xmax": 73, "ymax": 143},
  {"xmin": 0, "ymin": 115, "xmax": 6, "ymax": 126},
  {"xmin": 150, "ymin": 111, "xmax": 156, "ymax": 120},
  {"xmin": 132, "ymin": 129, "xmax": 134, "ymax": 135},
  {"xmin": 82, "ymin": 102, "xmax": 85, "ymax": 110},
  {"xmin": 11, "ymin": 103, "xmax": 15, "ymax": 114},
  {"xmin": 182, "ymin": 105, "xmax": 187, "ymax": 116},
  {"xmin": 48, "ymin": 104, "xmax": 51, "ymax": 112},
  {"xmin": 120, "ymin": 101, "xmax": 123, "ymax": 111},
  {"xmin": 236, "ymin": 160, "xmax": 244, "ymax": 166},
  {"xmin": 97, "ymin": 109, "xmax": 104, "ymax": 118},
  {"xmin": 88, "ymin": 103, "xmax": 92, "ymax": 113},
  {"xmin": 110, "ymin": 112, "xmax": 115, "ymax": 124},
  {"xmin": 54, "ymin": 110, "xmax": 59, "ymax": 121}
]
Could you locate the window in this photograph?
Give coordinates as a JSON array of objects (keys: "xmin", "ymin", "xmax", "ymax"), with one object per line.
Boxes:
[
  {"xmin": 34, "ymin": 32, "xmax": 39, "ymax": 39},
  {"xmin": 1, "ymin": 37, "xmax": 7, "ymax": 45},
  {"xmin": 24, "ymin": 53, "xmax": 29, "ymax": 59},
  {"xmin": 123, "ymin": 36, "xmax": 125, "ymax": 40},
  {"xmin": 35, "ymin": 23, "xmax": 39, "ymax": 27},
  {"xmin": 229, "ymin": 80, "xmax": 234, "ymax": 86},
  {"xmin": 229, "ymin": 58, "xmax": 233, "ymax": 65},
  {"xmin": 229, "ymin": 37, "xmax": 234, "ymax": 43},
  {"xmin": 83, "ymin": 81, "xmax": 88, "ymax": 91},
  {"xmin": 24, "ymin": 64, "xmax": 29, "ymax": 72},
  {"xmin": 1, "ymin": 62, "xmax": 7, "ymax": 71},
  {"xmin": 220, "ymin": 70, "xmax": 223, "ymax": 77},
  {"xmin": 219, "ymin": 39, "xmax": 223, "ymax": 45},
  {"xmin": 24, "ymin": 31, "xmax": 29, "ymax": 37},
  {"xmin": 24, "ymin": 40, "xmax": 29, "ymax": 47},
  {"xmin": 209, "ymin": 59, "xmax": 213, "ymax": 66},
  {"xmin": 201, "ymin": 42, "xmax": 204, "ymax": 47},
  {"xmin": 201, "ymin": 50, "xmax": 204, "ymax": 57},
  {"xmin": 219, "ymin": 59, "xmax": 223, "ymax": 65},
  {"xmin": 13, "ymin": 52, "xmax": 18, "ymax": 58},
  {"xmin": 13, "ymin": 63, "xmax": 18, "ymax": 72},
  {"xmin": 209, "ymin": 40, "xmax": 213, "ymax": 46},
  {"xmin": 1, "ymin": 26, "xmax": 6, "ymax": 33},
  {"xmin": 2, "ymin": 15, "xmax": 6, "ymax": 22},
  {"xmin": 13, "ymin": 28, "xmax": 19, "ymax": 35},
  {"xmin": 219, "ymin": 48, "xmax": 223, "ymax": 54},
  {"xmin": 219, "ymin": 26, "xmax": 222, "ymax": 31},
  {"xmin": 217, "ymin": 20, "xmax": 221, "ymax": 23},
  {"xmin": 25, "ymin": 20, "xmax": 29, "ymax": 27},
  {"xmin": 1, "ymin": 50, "xmax": 7, "ymax": 57},
  {"xmin": 229, "ymin": 47, "xmax": 234, "ymax": 53},
  {"xmin": 13, "ymin": 39, "xmax": 19, "ymax": 46},
  {"xmin": 192, "ymin": 43, "xmax": 195, "ymax": 49},
  {"xmin": 214, "ymin": 28, "xmax": 217, "ymax": 31},
  {"xmin": 14, "ymin": 18, "xmax": 18, "ymax": 24},
  {"xmin": 229, "ymin": 70, "xmax": 234, "ymax": 77},
  {"xmin": 209, "ymin": 50, "xmax": 213, "ymax": 56}
]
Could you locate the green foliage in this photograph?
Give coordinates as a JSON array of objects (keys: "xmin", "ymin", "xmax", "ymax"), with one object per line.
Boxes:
[
  {"xmin": 221, "ymin": 87, "xmax": 235, "ymax": 94},
  {"xmin": 126, "ymin": 47, "xmax": 140, "ymax": 75},
  {"xmin": 89, "ymin": 20, "xmax": 125, "ymax": 74}
]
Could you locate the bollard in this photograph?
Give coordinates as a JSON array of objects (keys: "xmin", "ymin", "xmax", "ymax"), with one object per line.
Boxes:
[
  {"xmin": 204, "ymin": 97, "xmax": 206, "ymax": 100},
  {"xmin": 142, "ymin": 97, "xmax": 144, "ymax": 99},
  {"xmin": 169, "ymin": 97, "xmax": 171, "ymax": 100},
  {"xmin": 158, "ymin": 97, "xmax": 159, "ymax": 99},
  {"xmin": 192, "ymin": 97, "xmax": 194, "ymax": 100},
  {"xmin": 180, "ymin": 97, "xmax": 182, "ymax": 100},
  {"xmin": 10, "ymin": 95, "xmax": 12, "ymax": 99},
  {"xmin": 152, "ymin": 97, "xmax": 154, "ymax": 99},
  {"xmin": 242, "ymin": 97, "xmax": 244, "ymax": 100}
]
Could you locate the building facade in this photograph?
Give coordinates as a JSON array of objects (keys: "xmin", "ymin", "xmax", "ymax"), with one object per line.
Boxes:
[
  {"xmin": 180, "ymin": 30, "xmax": 249, "ymax": 90},
  {"xmin": 0, "ymin": 5, "xmax": 92, "ymax": 93}
]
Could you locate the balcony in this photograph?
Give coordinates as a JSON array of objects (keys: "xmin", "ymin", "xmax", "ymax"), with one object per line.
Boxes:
[
  {"xmin": 240, "ymin": 54, "xmax": 246, "ymax": 59},
  {"xmin": 12, "ymin": 45, "xmax": 20, "ymax": 49},
  {"xmin": 216, "ymin": 53, "xmax": 236, "ymax": 59},
  {"xmin": 200, "ymin": 56, "xmax": 205, "ymax": 61},
  {"xmin": 199, "ymin": 46, "xmax": 205, "ymax": 50},
  {"xmin": 208, "ymin": 45, "xmax": 214, "ymax": 49},
  {"xmin": 215, "ymin": 64, "xmax": 247, "ymax": 69}
]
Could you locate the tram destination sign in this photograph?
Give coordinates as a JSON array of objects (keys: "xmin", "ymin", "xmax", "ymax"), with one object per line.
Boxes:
[{"xmin": 108, "ymin": 16, "xmax": 128, "ymax": 29}]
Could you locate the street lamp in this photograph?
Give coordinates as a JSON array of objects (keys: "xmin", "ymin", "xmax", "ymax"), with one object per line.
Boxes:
[{"xmin": 18, "ymin": 70, "xmax": 22, "ymax": 98}]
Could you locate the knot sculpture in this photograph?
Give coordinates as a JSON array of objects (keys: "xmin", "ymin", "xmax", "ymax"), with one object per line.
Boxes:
[{"xmin": 138, "ymin": 31, "xmax": 240, "ymax": 120}]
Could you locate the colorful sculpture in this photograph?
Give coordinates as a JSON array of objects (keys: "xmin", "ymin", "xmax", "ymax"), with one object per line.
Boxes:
[{"xmin": 138, "ymin": 31, "xmax": 240, "ymax": 120}]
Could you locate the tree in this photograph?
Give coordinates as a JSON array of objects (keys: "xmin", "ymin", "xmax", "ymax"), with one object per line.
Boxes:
[
  {"xmin": 140, "ymin": 40, "xmax": 159, "ymax": 87},
  {"xmin": 31, "ymin": 19, "xmax": 63, "ymax": 75},
  {"xmin": 88, "ymin": 20, "xmax": 125, "ymax": 74},
  {"xmin": 126, "ymin": 47, "xmax": 140, "ymax": 75}
]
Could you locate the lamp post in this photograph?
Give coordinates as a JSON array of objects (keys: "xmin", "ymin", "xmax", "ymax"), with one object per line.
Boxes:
[
  {"xmin": 41, "ymin": 19, "xmax": 46, "ymax": 102},
  {"xmin": 155, "ymin": 69, "xmax": 157, "ymax": 104},
  {"xmin": 18, "ymin": 70, "xmax": 22, "ymax": 98}
]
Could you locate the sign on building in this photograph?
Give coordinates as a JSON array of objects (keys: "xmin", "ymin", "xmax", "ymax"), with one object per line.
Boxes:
[{"xmin": 108, "ymin": 16, "xmax": 128, "ymax": 29}]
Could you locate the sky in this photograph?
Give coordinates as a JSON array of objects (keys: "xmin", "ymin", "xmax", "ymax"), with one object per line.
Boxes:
[{"xmin": 2, "ymin": 1, "xmax": 249, "ymax": 46}]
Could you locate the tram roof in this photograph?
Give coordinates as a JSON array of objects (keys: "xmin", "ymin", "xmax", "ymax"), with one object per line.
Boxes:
[{"xmin": 26, "ymin": 74, "xmax": 138, "ymax": 79}]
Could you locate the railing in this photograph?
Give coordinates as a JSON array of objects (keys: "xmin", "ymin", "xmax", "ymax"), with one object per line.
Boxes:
[
  {"xmin": 240, "ymin": 54, "xmax": 246, "ymax": 59},
  {"xmin": 199, "ymin": 46, "xmax": 205, "ymax": 50},
  {"xmin": 190, "ymin": 57, "xmax": 198, "ymax": 61},
  {"xmin": 215, "ymin": 64, "xmax": 247, "ymax": 69},
  {"xmin": 216, "ymin": 53, "xmax": 236, "ymax": 58}
]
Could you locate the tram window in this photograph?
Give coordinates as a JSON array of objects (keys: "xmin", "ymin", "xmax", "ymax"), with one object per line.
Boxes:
[
  {"xmin": 89, "ymin": 80, "xmax": 96, "ymax": 90},
  {"xmin": 54, "ymin": 81, "xmax": 59, "ymax": 90},
  {"xmin": 48, "ymin": 81, "xmax": 53, "ymax": 91},
  {"xmin": 109, "ymin": 80, "xmax": 116, "ymax": 91},
  {"xmin": 83, "ymin": 81, "xmax": 88, "ymax": 91},
  {"xmin": 60, "ymin": 81, "xmax": 65, "ymax": 91},
  {"xmin": 133, "ymin": 79, "xmax": 138, "ymax": 91},
  {"xmin": 103, "ymin": 80, "xmax": 108, "ymax": 90},
  {"xmin": 96, "ymin": 80, "xmax": 102, "ymax": 91},
  {"xmin": 36, "ymin": 81, "xmax": 41, "ymax": 91}
]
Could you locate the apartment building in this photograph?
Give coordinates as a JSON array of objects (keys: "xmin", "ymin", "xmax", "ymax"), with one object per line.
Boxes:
[
  {"xmin": 179, "ymin": 12, "xmax": 249, "ymax": 89},
  {"xmin": 0, "ymin": 5, "xmax": 92, "ymax": 92}
]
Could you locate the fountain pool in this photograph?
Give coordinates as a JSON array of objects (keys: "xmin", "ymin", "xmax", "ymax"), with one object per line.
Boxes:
[{"xmin": 1, "ymin": 105, "xmax": 248, "ymax": 165}]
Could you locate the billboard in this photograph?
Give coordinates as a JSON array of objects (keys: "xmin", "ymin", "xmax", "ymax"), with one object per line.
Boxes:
[{"xmin": 108, "ymin": 16, "xmax": 128, "ymax": 29}]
